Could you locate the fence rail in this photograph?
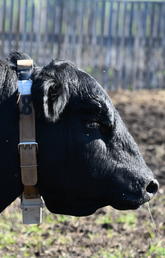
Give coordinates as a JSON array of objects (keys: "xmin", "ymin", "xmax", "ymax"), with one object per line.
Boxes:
[{"xmin": 0, "ymin": 0, "xmax": 165, "ymax": 90}]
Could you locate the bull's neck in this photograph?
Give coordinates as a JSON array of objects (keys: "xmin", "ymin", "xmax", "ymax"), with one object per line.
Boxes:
[{"xmin": 0, "ymin": 92, "xmax": 19, "ymax": 158}]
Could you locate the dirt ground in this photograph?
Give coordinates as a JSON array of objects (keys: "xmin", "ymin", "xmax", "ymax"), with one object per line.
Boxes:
[
  {"xmin": 111, "ymin": 90, "xmax": 165, "ymax": 186},
  {"xmin": 0, "ymin": 90, "xmax": 165, "ymax": 258}
]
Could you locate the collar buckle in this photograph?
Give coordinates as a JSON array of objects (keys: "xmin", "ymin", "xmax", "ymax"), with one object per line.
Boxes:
[{"xmin": 18, "ymin": 141, "xmax": 38, "ymax": 150}]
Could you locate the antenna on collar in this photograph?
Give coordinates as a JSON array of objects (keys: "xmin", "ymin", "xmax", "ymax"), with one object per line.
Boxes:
[{"xmin": 17, "ymin": 59, "xmax": 33, "ymax": 80}]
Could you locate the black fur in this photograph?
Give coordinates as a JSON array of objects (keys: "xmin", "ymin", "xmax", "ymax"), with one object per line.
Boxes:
[{"xmin": 0, "ymin": 52, "xmax": 158, "ymax": 216}]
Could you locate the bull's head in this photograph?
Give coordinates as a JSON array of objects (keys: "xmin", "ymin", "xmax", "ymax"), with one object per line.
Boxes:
[
  {"xmin": 31, "ymin": 59, "xmax": 159, "ymax": 216},
  {"xmin": 0, "ymin": 52, "xmax": 159, "ymax": 216}
]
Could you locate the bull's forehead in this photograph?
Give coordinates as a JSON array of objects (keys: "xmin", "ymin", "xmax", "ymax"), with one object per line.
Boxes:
[
  {"xmin": 74, "ymin": 69, "xmax": 115, "ymax": 124},
  {"xmin": 91, "ymin": 86, "xmax": 115, "ymax": 124}
]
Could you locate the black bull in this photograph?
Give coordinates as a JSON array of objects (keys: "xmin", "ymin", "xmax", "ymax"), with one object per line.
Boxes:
[{"xmin": 0, "ymin": 52, "xmax": 158, "ymax": 216}]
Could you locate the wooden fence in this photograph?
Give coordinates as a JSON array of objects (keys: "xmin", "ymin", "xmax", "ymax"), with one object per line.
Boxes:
[{"xmin": 0, "ymin": 0, "xmax": 165, "ymax": 90}]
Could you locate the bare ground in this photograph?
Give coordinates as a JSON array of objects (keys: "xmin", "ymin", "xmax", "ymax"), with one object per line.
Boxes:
[{"xmin": 0, "ymin": 90, "xmax": 165, "ymax": 258}]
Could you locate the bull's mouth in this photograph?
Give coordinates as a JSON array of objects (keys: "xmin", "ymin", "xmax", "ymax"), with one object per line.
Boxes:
[
  {"xmin": 43, "ymin": 187, "xmax": 156, "ymax": 216},
  {"xmin": 83, "ymin": 191, "xmax": 154, "ymax": 214},
  {"xmin": 110, "ymin": 199, "xmax": 142, "ymax": 211},
  {"xmin": 110, "ymin": 191, "xmax": 154, "ymax": 211}
]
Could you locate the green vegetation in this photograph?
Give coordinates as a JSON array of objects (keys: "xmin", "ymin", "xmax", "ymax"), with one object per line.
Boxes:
[
  {"xmin": 146, "ymin": 244, "xmax": 165, "ymax": 257},
  {"xmin": 0, "ymin": 194, "xmax": 164, "ymax": 257},
  {"xmin": 96, "ymin": 214, "xmax": 112, "ymax": 225},
  {"xmin": 91, "ymin": 248, "xmax": 123, "ymax": 258},
  {"xmin": 116, "ymin": 212, "xmax": 137, "ymax": 226}
]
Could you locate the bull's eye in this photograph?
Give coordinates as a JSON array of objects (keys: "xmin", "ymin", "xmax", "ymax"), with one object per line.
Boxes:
[
  {"xmin": 85, "ymin": 121, "xmax": 114, "ymax": 136},
  {"xmin": 100, "ymin": 124, "xmax": 111, "ymax": 135},
  {"xmin": 86, "ymin": 122, "xmax": 100, "ymax": 129}
]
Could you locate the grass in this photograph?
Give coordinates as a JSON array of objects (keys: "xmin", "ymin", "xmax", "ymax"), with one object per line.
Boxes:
[
  {"xmin": 0, "ymin": 195, "xmax": 164, "ymax": 257},
  {"xmin": 91, "ymin": 248, "xmax": 123, "ymax": 258},
  {"xmin": 116, "ymin": 213, "xmax": 137, "ymax": 227},
  {"xmin": 146, "ymin": 244, "xmax": 165, "ymax": 257}
]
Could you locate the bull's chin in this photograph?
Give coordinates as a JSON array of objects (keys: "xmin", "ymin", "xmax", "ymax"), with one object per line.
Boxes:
[
  {"xmin": 43, "ymin": 194, "xmax": 150, "ymax": 216},
  {"xmin": 45, "ymin": 204, "xmax": 98, "ymax": 216},
  {"xmin": 45, "ymin": 201, "xmax": 141, "ymax": 216},
  {"xmin": 44, "ymin": 200, "xmax": 109, "ymax": 216}
]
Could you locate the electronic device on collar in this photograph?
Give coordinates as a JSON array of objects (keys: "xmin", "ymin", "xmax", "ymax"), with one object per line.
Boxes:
[{"xmin": 17, "ymin": 59, "xmax": 44, "ymax": 224}]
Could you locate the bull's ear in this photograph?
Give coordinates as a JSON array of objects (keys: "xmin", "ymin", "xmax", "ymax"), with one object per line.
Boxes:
[{"xmin": 43, "ymin": 77, "xmax": 70, "ymax": 122}]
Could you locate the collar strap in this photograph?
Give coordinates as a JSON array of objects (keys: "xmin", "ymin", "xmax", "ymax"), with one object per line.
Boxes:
[{"xmin": 17, "ymin": 59, "xmax": 43, "ymax": 224}]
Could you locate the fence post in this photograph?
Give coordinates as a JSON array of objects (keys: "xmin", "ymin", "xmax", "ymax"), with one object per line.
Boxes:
[
  {"xmin": 57, "ymin": 0, "xmax": 64, "ymax": 59},
  {"xmin": 0, "ymin": 0, "xmax": 165, "ymax": 90}
]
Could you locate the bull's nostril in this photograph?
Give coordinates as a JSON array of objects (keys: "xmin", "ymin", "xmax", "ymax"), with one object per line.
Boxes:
[{"xmin": 146, "ymin": 179, "xmax": 159, "ymax": 194}]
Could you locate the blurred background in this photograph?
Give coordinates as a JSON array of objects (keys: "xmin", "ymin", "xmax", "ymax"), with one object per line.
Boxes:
[
  {"xmin": 0, "ymin": 0, "xmax": 165, "ymax": 90},
  {"xmin": 0, "ymin": 0, "xmax": 165, "ymax": 257}
]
